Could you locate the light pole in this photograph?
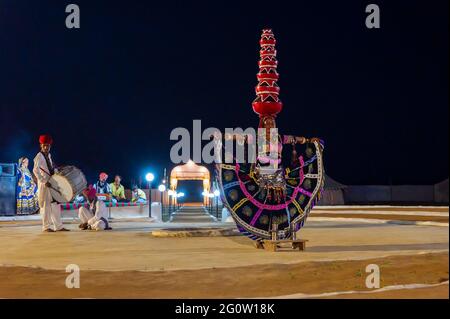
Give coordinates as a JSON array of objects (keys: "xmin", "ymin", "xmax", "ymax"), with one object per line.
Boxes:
[
  {"xmin": 177, "ymin": 192, "xmax": 184, "ymax": 209},
  {"xmin": 208, "ymin": 193, "xmax": 214, "ymax": 215},
  {"xmin": 145, "ymin": 172, "xmax": 155, "ymax": 218},
  {"xmin": 214, "ymin": 190, "xmax": 220, "ymax": 218},
  {"xmin": 173, "ymin": 192, "xmax": 178, "ymax": 210},
  {"xmin": 158, "ymin": 184, "xmax": 166, "ymax": 220},
  {"xmin": 201, "ymin": 191, "xmax": 206, "ymax": 208},
  {"xmin": 168, "ymin": 189, "xmax": 174, "ymax": 216}
]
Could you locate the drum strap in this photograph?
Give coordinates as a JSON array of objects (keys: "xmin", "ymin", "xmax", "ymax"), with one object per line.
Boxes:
[{"xmin": 40, "ymin": 152, "xmax": 54, "ymax": 175}]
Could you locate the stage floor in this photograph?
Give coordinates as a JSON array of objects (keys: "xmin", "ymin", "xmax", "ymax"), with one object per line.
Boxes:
[{"xmin": 0, "ymin": 206, "xmax": 448, "ymax": 298}]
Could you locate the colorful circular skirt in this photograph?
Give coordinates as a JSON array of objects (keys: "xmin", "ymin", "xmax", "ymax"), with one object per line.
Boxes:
[{"xmin": 218, "ymin": 140, "xmax": 325, "ymax": 241}]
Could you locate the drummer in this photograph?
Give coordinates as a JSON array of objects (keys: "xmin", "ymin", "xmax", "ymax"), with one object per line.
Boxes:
[
  {"xmin": 78, "ymin": 185, "xmax": 112, "ymax": 231},
  {"xmin": 33, "ymin": 134, "xmax": 70, "ymax": 232}
]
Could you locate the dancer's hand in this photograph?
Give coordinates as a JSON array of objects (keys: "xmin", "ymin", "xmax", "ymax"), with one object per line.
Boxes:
[
  {"xmin": 287, "ymin": 136, "xmax": 296, "ymax": 144},
  {"xmin": 295, "ymin": 136, "xmax": 307, "ymax": 144}
]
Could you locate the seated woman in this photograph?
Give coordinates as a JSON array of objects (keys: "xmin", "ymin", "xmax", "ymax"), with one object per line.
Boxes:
[
  {"xmin": 78, "ymin": 185, "xmax": 112, "ymax": 231},
  {"xmin": 16, "ymin": 157, "xmax": 39, "ymax": 215},
  {"xmin": 131, "ymin": 185, "xmax": 147, "ymax": 204}
]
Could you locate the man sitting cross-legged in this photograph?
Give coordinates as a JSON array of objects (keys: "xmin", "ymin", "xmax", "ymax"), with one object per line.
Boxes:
[
  {"xmin": 110, "ymin": 175, "xmax": 126, "ymax": 202},
  {"xmin": 131, "ymin": 185, "xmax": 147, "ymax": 204},
  {"xmin": 78, "ymin": 185, "xmax": 112, "ymax": 231}
]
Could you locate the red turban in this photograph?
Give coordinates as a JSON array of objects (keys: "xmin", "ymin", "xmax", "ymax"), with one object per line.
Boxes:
[
  {"xmin": 39, "ymin": 134, "xmax": 53, "ymax": 145},
  {"xmin": 99, "ymin": 172, "xmax": 108, "ymax": 180},
  {"xmin": 82, "ymin": 185, "xmax": 97, "ymax": 201}
]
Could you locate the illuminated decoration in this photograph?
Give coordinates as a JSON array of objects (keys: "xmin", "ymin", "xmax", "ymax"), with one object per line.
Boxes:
[
  {"xmin": 213, "ymin": 190, "xmax": 220, "ymax": 197},
  {"xmin": 252, "ymin": 29, "xmax": 282, "ymax": 124},
  {"xmin": 170, "ymin": 160, "xmax": 210, "ymax": 205},
  {"xmin": 217, "ymin": 29, "xmax": 325, "ymax": 242},
  {"xmin": 158, "ymin": 184, "xmax": 166, "ymax": 192}
]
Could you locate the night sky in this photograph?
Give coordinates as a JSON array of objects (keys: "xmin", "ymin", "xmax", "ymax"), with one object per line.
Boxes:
[{"xmin": 0, "ymin": 0, "xmax": 448, "ymax": 190}]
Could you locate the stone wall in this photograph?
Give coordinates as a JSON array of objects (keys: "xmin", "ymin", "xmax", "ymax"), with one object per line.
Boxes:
[{"xmin": 343, "ymin": 184, "xmax": 447, "ymax": 205}]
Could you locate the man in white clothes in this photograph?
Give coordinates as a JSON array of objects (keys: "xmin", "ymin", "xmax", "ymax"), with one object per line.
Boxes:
[
  {"xmin": 33, "ymin": 134, "xmax": 69, "ymax": 232},
  {"xmin": 78, "ymin": 185, "xmax": 112, "ymax": 231}
]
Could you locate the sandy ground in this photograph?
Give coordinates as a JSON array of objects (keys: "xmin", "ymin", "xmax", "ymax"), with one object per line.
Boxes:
[
  {"xmin": 0, "ymin": 206, "xmax": 448, "ymax": 298},
  {"xmin": 0, "ymin": 253, "xmax": 447, "ymax": 298},
  {"xmin": 311, "ymin": 213, "xmax": 448, "ymax": 223},
  {"xmin": 322, "ymin": 283, "xmax": 449, "ymax": 299},
  {"xmin": 1, "ymin": 220, "xmax": 448, "ymax": 271},
  {"xmin": 316, "ymin": 206, "xmax": 449, "ymax": 212}
]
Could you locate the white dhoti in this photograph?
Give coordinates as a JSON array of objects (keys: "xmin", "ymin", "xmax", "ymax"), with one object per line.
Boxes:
[
  {"xmin": 78, "ymin": 200, "xmax": 109, "ymax": 231},
  {"xmin": 33, "ymin": 152, "xmax": 64, "ymax": 231},
  {"xmin": 39, "ymin": 185, "xmax": 63, "ymax": 231}
]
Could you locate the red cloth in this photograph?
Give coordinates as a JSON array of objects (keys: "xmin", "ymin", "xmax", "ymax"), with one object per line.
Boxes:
[
  {"xmin": 99, "ymin": 172, "xmax": 108, "ymax": 180},
  {"xmin": 82, "ymin": 185, "xmax": 97, "ymax": 201},
  {"xmin": 39, "ymin": 134, "xmax": 53, "ymax": 145}
]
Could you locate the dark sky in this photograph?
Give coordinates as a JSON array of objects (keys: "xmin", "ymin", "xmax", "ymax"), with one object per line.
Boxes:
[{"xmin": 0, "ymin": 0, "xmax": 448, "ymax": 188}]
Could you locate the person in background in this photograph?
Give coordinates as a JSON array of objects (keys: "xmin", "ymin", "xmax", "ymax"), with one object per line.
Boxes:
[
  {"xmin": 94, "ymin": 172, "xmax": 114, "ymax": 203},
  {"xmin": 73, "ymin": 194, "xmax": 85, "ymax": 204},
  {"xmin": 16, "ymin": 157, "xmax": 39, "ymax": 215},
  {"xmin": 78, "ymin": 185, "xmax": 112, "ymax": 231},
  {"xmin": 110, "ymin": 175, "xmax": 126, "ymax": 202},
  {"xmin": 131, "ymin": 185, "xmax": 147, "ymax": 203},
  {"xmin": 33, "ymin": 134, "xmax": 69, "ymax": 232}
]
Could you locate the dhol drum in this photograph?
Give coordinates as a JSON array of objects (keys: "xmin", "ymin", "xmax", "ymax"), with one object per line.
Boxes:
[{"xmin": 48, "ymin": 166, "xmax": 87, "ymax": 203}]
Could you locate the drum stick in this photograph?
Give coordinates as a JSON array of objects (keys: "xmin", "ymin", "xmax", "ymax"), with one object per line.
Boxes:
[
  {"xmin": 39, "ymin": 167, "xmax": 62, "ymax": 195},
  {"xmin": 39, "ymin": 167, "xmax": 51, "ymax": 176}
]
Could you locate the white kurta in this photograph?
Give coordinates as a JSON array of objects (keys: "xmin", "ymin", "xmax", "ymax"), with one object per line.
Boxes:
[
  {"xmin": 33, "ymin": 152, "xmax": 63, "ymax": 231},
  {"xmin": 78, "ymin": 200, "xmax": 109, "ymax": 231}
]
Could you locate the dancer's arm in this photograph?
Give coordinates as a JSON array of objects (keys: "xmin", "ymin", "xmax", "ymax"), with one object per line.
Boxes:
[{"xmin": 283, "ymin": 135, "xmax": 321, "ymax": 145}]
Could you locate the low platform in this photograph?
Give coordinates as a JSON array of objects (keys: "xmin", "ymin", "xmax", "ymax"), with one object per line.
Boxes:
[{"xmin": 256, "ymin": 239, "xmax": 308, "ymax": 252}]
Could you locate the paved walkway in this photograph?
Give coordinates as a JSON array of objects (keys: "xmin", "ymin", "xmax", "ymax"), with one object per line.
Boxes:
[{"xmin": 169, "ymin": 205, "xmax": 216, "ymax": 223}]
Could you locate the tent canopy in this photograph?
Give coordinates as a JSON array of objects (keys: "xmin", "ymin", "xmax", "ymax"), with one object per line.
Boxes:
[{"xmin": 323, "ymin": 174, "xmax": 347, "ymax": 190}]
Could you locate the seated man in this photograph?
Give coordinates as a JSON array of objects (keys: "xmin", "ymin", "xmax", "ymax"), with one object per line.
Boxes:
[
  {"xmin": 131, "ymin": 185, "xmax": 147, "ymax": 203},
  {"xmin": 94, "ymin": 172, "xmax": 115, "ymax": 203},
  {"xmin": 110, "ymin": 175, "xmax": 126, "ymax": 202},
  {"xmin": 78, "ymin": 185, "xmax": 112, "ymax": 231}
]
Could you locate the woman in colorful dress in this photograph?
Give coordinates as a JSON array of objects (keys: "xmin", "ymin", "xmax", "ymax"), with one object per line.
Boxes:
[
  {"xmin": 218, "ymin": 115, "xmax": 324, "ymax": 241},
  {"xmin": 217, "ymin": 29, "xmax": 325, "ymax": 242},
  {"xmin": 16, "ymin": 157, "xmax": 39, "ymax": 215}
]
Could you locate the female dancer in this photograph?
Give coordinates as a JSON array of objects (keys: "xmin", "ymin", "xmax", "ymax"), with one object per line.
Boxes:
[
  {"xmin": 217, "ymin": 29, "xmax": 325, "ymax": 241},
  {"xmin": 16, "ymin": 157, "xmax": 39, "ymax": 215}
]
